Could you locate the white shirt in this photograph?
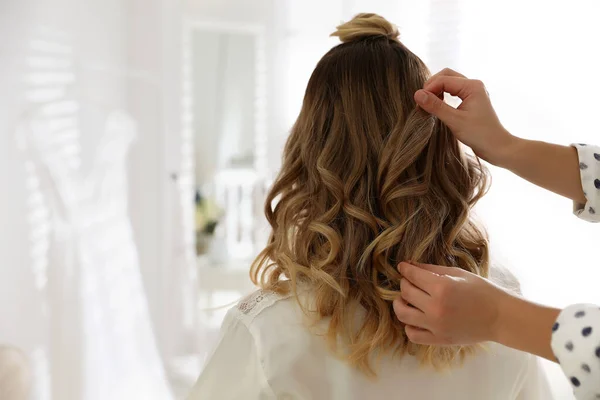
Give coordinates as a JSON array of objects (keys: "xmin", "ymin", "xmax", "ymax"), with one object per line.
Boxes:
[
  {"xmin": 189, "ymin": 276, "xmax": 552, "ymax": 400},
  {"xmin": 549, "ymin": 144, "xmax": 600, "ymax": 400}
]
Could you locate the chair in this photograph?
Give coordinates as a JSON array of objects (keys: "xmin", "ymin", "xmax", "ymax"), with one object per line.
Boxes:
[{"xmin": 0, "ymin": 346, "xmax": 31, "ymax": 400}]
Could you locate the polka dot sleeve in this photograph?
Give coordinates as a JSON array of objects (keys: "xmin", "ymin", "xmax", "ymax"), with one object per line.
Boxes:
[
  {"xmin": 572, "ymin": 144, "xmax": 600, "ymax": 222},
  {"xmin": 551, "ymin": 304, "xmax": 600, "ymax": 399}
]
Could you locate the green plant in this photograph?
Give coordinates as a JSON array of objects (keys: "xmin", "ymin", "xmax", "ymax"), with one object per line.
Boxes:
[{"xmin": 195, "ymin": 191, "xmax": 222, "ymax": 236}]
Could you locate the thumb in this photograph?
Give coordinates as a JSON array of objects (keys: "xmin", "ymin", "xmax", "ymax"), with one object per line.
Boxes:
[
  {"xmin": 414, "ymin": 90, "xmax": 459, "ymax": 127},
  {"xmin": 413, "ymin": 262, "xmax": 465, "ymax": 277}
]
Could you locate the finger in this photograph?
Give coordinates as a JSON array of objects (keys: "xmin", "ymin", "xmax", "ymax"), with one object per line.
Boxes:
[
  {"xmin": 426, "ymin": 69, "xmax": 467, "ymax": 99},
  {"xmin": 423, "ymin": 76, "xmax": 484, "ymax": 101},
  {"xmin": 425, "ymin": 69, "xmax": 466, "ymax": 100},
  {"xmin": 428, "ymin": 67, "xmax": 467, "ymax": 81},
  {"xmin": 411, "ymin": 262, "xmax": 463, "ymax": 277},
  {"xmin": 393, "ymin": 297, "xmax": 429, "ymax": 329},
  {"xmin": 400, "ymin": 277, "xmax": 430, "ymax": 311},
  {"xmin": 414, "ymin": 89, "xmax": 461, "ymax": 127},
  {"xmin": 397, "ymin": 262, "xmax": 440, "ymax": 291},
  {"xmin": 404, "ymin": 325, "xmax": 441, "ymax": 345}
]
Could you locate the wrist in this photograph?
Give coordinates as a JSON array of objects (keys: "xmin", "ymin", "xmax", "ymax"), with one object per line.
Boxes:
[
  {"xmin": 488, "ymin": 287, "xmax": 520, "ymax": 344},
  {"xmin": 490, "ymin": 291, "xmax": 561, "ymax": 360},
  {"xmin": 484, "ymin": 130, "xmax": 522, "ymax": 168}
]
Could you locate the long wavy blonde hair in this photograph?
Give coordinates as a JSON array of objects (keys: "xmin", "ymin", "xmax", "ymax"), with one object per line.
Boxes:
[{"xmin": 250, "ymin": 13, "xmax": 490, "ymax": 375}]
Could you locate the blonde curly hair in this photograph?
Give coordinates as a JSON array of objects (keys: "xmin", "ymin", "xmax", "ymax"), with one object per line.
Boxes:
[{"xmin": 251, "ymin": 13, "xmax": 490, "ymax": 375}]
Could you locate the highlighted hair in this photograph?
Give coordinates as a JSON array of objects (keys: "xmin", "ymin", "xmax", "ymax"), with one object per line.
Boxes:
[{"xmin": 251, "ymin": 13, "xmax": 490, "ymax": 375}]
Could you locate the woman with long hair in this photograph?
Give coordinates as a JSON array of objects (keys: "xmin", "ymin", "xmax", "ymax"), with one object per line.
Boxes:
[{"xmin": 188, "ymin": 13, "xmax": 551, "ymax": 399}]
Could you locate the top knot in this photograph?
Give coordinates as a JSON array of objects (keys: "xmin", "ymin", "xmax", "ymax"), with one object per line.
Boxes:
[{"xmin": 330, "ymin": 13, "xmax": 400, "ymax": 43}]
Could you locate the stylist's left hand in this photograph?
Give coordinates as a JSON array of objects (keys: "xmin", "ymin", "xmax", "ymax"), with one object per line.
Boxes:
[{"xmin": 394, "ymin": 262, "xmax": 510, "ymax": 345}]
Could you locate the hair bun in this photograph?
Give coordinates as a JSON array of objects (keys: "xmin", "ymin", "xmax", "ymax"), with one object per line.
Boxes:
[{"xmin": 331, "ymin": 13, "xmax": 400, "ymax": 43}]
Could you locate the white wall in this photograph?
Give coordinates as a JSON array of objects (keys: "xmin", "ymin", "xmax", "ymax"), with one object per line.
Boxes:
[
  {"xmin": 187, "ymin": 0, "xmax": 271, "ymax": 25},
  {"xmin": 125, "ymin": 0, "xmax": 190, "ymax": 362},
  {"xmin": 125, "ymin": 0, "xmax": 171, "ymax": 361}
]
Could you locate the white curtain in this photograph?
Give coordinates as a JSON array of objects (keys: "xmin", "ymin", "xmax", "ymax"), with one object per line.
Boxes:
[{"xmin": 0, "ymin": 0, "xmax": 190, "ymax": 398}]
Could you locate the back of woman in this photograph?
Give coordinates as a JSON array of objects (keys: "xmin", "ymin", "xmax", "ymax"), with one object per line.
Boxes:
[{"xmin": 188, "ymin": 13, "xmax": 552, "ymax": 400}]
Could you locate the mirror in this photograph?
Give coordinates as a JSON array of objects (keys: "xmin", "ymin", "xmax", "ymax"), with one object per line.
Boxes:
[
  {"xmin": 193, "ymin": 30, "xmax": 257, "ymax": 184},
  {"xmin": 187, "ymin": 24, "xmax": 268, "ymax": 264}
]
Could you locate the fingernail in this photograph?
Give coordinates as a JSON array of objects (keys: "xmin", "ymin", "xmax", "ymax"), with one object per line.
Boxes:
[{"xmin": 415, "ymin": 90, "xmax": 428, "ymax": 105}]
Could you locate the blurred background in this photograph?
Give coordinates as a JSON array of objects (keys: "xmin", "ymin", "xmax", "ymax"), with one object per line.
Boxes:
[{"xmin": 0, "ymin": 0, "xmax": 599, "ymax": 398}]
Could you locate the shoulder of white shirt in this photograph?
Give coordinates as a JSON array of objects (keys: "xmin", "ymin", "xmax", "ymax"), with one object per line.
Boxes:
[{"xmin": 230, "ymin": 263, "xmax": 520, "ymax": 326}]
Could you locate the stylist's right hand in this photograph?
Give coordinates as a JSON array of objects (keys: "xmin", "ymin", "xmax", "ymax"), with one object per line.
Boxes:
[
  {"xmin": 414, "ymin": 68, "xmax": 515, "ymax": 165},
  {"xmin": 393, "ymin": 262, "xmax": 509, "ymax": 346}
]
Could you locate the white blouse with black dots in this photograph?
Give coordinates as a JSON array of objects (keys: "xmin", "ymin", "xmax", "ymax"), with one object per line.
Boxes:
[
  {"xmin": 550, "ymin": 144, "xmax": 600, "ymax": 400},
  {"xmin": 572, "ymin": 143, "xmax": 600, "ymax": 223}
]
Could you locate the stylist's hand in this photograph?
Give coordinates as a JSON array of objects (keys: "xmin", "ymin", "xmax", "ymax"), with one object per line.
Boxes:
[
  {"xmin": 393, "ymin": 262, "xmax": 510, "ymax": 345},
  {"xmin": 414, "ymin": 68, "xmax": 515, "ymax": 165}
]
